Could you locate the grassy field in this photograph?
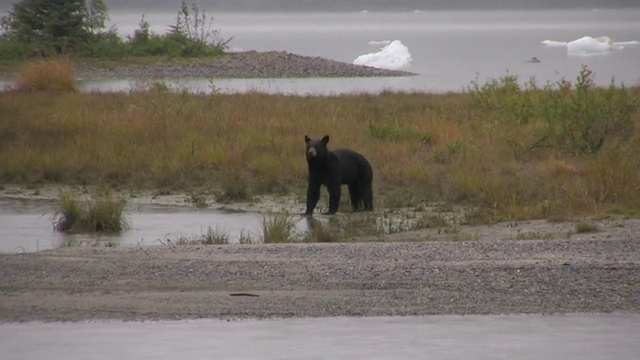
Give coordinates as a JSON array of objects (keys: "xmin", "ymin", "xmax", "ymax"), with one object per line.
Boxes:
[{"xmin": 1, "ymin": 60, "xmax": 639, "ymax": 223}]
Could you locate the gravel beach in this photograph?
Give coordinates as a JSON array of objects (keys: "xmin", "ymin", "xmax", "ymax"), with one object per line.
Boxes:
[
  {"xmin": 1, "ymin": 221, "xmax": 638, "ymax": 322},
  {"xmin": 76, "ymin": 51, "xmax": 416, "ymax": 80}
]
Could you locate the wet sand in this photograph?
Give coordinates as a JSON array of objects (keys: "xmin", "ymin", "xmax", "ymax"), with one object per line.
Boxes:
[{"xmin": 1, "ymin": 224, "xmax": 638, "ymax": 322}]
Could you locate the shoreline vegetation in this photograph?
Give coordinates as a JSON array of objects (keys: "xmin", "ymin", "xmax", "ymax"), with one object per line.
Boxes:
[{"xmin": 1, "ymin": 59, "xmax": 639, "ymax": 224}]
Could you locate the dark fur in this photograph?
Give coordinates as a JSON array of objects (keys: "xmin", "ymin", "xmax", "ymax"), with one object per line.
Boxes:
[{"xmin": 305, "ymin": 135, "xmax": 373, "ymax": 215}]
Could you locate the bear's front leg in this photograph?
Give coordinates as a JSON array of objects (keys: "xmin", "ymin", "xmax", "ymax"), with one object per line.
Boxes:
[
  {"xmin": 327, "ymin": 184, "xmax": 342, "ymax": 214},
  {"xmin": 305, "ymin": 181, "xmax": 321, "ymax": 215}
]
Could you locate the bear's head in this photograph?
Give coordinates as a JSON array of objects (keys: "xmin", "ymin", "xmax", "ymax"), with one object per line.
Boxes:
[{"xmin": 305, "ymin": 135, "xmax": 330, "ymax": 162}]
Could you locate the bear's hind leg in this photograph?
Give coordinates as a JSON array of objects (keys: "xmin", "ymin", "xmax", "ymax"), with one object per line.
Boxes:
[
  {"xmin": 348, "ymin": 183, "xmax": 362, "ymax": 211},
  {"xmin": 361, "ymin": 182, "xmax": 373, "ymax": 211}
]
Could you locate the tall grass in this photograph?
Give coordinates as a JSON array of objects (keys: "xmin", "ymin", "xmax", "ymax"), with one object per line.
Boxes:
[
  {"xmin": 261, "ymin": 214, "xmax": 296, "ymax": 243},
  {"xmin": 55, "ymin": 192, "xmax": 128, "ymax": 233},
  {"xmin": 1, "ymin": 67, "xmax": 639, "ymax": 221},
  {"xmin": 15, "ymin": 59, "xmax": 78, "ymax": 93}
]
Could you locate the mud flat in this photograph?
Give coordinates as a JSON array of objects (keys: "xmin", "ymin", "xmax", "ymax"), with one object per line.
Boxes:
[{"xmin": 1, "ymin": 224, "xmax": 638, "ymax": 322}]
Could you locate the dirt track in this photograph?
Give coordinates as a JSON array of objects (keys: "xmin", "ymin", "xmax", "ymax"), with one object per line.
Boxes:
[{"xmin": 1, "ymin": 224, "xmax": 638, "ymax": 322}]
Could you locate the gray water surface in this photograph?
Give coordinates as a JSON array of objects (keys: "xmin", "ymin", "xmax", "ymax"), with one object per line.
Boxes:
[
  {"xmin": 0, "ymin": 198, "xmax": 300, "ymax": 253},
  {"xmin": 1, "ymin": 314, "xmax": 638, "ymax": 360},
  {"xmin": 1, "ymin": 9, "xmax": 639, "ymax": 94}
]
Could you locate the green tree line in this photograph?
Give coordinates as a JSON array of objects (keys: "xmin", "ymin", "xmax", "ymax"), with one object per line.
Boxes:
[{"xmin": 0, "ymin": 0, "xmax": 231, "ymax": 60}]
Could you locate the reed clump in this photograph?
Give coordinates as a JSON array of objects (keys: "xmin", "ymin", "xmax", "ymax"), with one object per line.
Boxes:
[
  {"xmin": 1, "ymin": 67, "xmax": 639, "ymax": 221},
  {"xmin": 261, "ymin": 214, "xmax": 296, "ymax": 243},
  {"xmin": 55, "ymin": 192, "xmax": 128, "ymax": 233},
  {"xmin": 15, "ymin": 59, "xmax": 78, "ymax": 93}
]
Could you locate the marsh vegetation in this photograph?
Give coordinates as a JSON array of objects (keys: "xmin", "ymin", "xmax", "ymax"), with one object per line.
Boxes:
[
  {"xmin": 54, "ymin": 191, "xmax": 128, "ymax": 233},
  {"xmin": 1, "ymin": 60, "xmax": 639, "ymax": 230}
]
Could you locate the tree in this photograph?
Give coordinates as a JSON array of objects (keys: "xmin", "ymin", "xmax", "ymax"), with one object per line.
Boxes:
[
  {"xmin": 169, "ymin": 1, "xmax": 232, "ymax": 55},
  {"xmin": 85, "ymin": 0, "xmax": 109, "ymax": 34},
  {"xmin": 1, "ymin": 0, "xmax": 90, "ymax": 55}
]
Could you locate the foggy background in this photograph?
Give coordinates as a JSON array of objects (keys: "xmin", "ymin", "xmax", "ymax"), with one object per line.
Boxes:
[{"xmin": 1, "ymin": 0, "xmax": 639, "ymax": 14}]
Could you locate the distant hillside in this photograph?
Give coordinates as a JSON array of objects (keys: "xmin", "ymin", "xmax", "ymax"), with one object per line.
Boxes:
[{"xmin": 102, "ymin": 0, "xmax": 639, "ymax": 12}]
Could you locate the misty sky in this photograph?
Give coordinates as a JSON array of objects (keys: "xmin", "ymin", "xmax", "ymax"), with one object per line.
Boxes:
[{"xmin": 1, "ymin": 0, "xmax": 639, "ymax": 14}]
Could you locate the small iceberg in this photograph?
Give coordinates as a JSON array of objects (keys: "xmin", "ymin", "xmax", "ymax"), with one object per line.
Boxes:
[
  {"xmin": 541, "ymin": 40, "xmax": 567, "ymax": 47},
  {"xmin": 567, "ymin": 36, "xmax": 612, "ymax": 54},
  {"xmin": 353, "ymin": 40, "xmax": 412, "ymax": 71},
  {"xmin": 542, "ymin": 36, "xmax": 639, "ymax": 55}
]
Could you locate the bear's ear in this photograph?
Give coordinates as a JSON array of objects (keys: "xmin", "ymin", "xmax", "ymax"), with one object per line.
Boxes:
[
  {"xmin": 321, "ymin": 135, "xmax": 330, "ymax": 146},
  {"xmin": 305, "ymin": 135, "xmax": 311, "ymax": 143}
]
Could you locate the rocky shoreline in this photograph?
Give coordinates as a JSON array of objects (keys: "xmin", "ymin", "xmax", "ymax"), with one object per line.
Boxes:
[
  {"xmin": 76, "ymin": 51, "xmax": 416, "ymax": 80},
  {"xmin": 1, "ymin": 228, "xmax": 638, "ymax": 322}
]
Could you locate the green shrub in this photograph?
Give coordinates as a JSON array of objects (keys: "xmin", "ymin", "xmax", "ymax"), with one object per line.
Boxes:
[
  {"xmin": 542, "ymin": 66, "xmax": 636, "ymax": 155},
  {"xmin": 0, "ymin": 37, "xmax": 32, "ymax": 60},
  {"xmin": 470, "ymin": 66, "xmax": 636, "ymax": 156},
  {"xmin": 77, "ymin": 31, "xmax": 128, "ymax": 58}
]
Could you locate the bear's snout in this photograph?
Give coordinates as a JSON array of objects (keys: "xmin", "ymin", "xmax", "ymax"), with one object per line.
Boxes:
[{"xmin": 307, "ymin": 147, "xmax": 317, "ymax": 158}]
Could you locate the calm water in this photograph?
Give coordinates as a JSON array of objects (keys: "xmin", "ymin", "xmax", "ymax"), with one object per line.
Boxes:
[
  {"xmin": 1, "ymin": 9, "xmax": 638, "ymax": 94},
  {"xmin": 2, "ymin": 314, "xmax": 639, "ymax": 359},
  {"xmin": 94, "ymin": 9, "xmax": 640, "ymax": 94},
  {"xmin": 0, "ymin": 198, "xmax": 311, "ymax": 253}
]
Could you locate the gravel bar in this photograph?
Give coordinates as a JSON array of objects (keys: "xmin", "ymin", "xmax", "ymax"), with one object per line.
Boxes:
[
  {"xmin": 1, "ymin": 234, "xmax": 638, "ymax": 322},
  {"xmin": 77, "ymin": 51, "xmax": 416, "ymax": 80}
]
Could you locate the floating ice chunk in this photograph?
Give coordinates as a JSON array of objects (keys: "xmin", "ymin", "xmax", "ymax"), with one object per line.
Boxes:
[
  {"xmin": 567, "ymin": 36, "xmax": 612, "ymax": 54},
  {"xmin": 353, "ymin": 40, "xmax": 412, "ymax": 71},
  {"xmin": 368, "ymin": 40, "xmax": 391, "ymax": 46},
  {"xmin": 541, "ymin": 40, "xmax": 567, "ymax": 47},
  {"xmin": 542, "ymin": 36, "xmax": 638, "ymax": 55},
  {"xmin": 612, "ymin": 40, "xmax": 640, "ymax": 49}
]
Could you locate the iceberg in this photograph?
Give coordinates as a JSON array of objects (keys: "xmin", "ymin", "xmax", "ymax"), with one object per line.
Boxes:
[
  {"xmin": 542, "ymin": 36, "xmax": 639, "ymax": 55},
  {"xmin": 612, "ymin": 40, "xmax": 640, "ymax": 48},
  {"xmin": 541, "ymin": 40, "xmax": 567, "ymax": 47},
  {"xmin": 567, "ymin": 36, "xmax": 612, "ymax": 54},
  {"xmin": 353, "ymin": 40, "xmax": 412, "ymax": 71}
]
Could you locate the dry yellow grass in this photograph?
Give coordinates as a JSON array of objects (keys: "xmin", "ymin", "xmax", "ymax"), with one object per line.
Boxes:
[{"xmin": 15, "ymin": 59, "xmax": 78, "ymax": 93}]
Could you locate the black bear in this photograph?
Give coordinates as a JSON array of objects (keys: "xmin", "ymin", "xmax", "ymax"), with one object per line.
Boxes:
[{"xmin": 304, "ymin": 135, "xmax": 373, "ymax": 215}]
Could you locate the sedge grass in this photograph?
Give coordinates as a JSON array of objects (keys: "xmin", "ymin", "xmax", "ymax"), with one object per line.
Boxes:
[
  {"xmin": 55, "ymin": 192, "xmax": 128, "ymax": 233},
  {"xmin": 261, "ymin": 214, "xmax": 296, "ymax": 243},
  {"xmin": 1, "ymin": 67, "xmax": 639, "ymax": 221}
]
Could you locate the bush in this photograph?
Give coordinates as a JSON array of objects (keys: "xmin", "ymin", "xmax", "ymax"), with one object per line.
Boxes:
[
  {"xmin": 126, "ymin": 5, "xmax": 230, "ymax": 58},
  {"xmin": 0, "ymin": 37, "xmax": 32, "ymax": 60},
  {"xmin": 76, "ymin": 31, "xmax": 128, "ymax": 58},
  {"xmin": 542, "ymin": 66, "xmax": 636, "ymax": 155},
  {"xmin": 470, "ymin": 66, "xmax": 636, "ymax": 156},
  {"xmin": 16, "ymin": 58, "xmax": 78, "ymax": 93}
]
